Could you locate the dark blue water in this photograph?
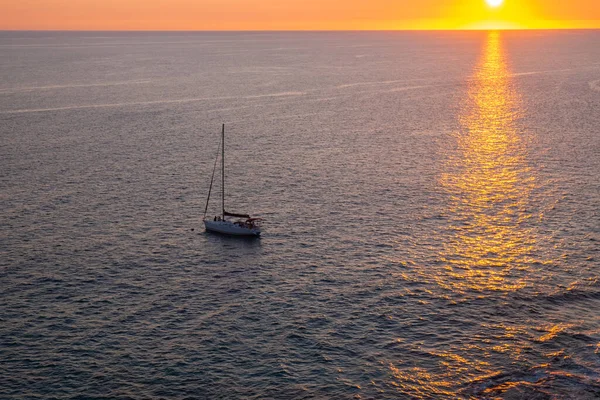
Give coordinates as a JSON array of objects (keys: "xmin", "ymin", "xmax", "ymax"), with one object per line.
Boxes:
[{"xmin": 1, "ymin": 30, "xmax": 600, "ymax": 399}]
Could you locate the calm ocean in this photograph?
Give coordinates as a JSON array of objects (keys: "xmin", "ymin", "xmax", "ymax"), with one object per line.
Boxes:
[{"xmin": 1, "ymin": 30, "xmax": 599, "ymax": 398}]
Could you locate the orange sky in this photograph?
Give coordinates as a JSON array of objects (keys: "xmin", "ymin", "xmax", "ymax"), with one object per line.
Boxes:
[{"xmin": 1, "ymin": 0, "xmax": 599, "ymax": 30}]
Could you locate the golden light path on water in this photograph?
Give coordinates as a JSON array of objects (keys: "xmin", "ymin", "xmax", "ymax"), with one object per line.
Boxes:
[
  {"xmin": 439, "ymin": 31, "xmax": 538, "ymax": 294},
  {"xmin": 389, "ymin": 31, "xmax": 550, "ymax": 397}
]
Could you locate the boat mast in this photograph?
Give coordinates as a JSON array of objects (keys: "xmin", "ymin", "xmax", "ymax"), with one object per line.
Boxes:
[
  {"xmin": 203, "ymin": 131, "xmax": 221, "ymax": 220},
  {"xmin": 221, "ymin": 123, "xmax": 225, "ymax": 220}
]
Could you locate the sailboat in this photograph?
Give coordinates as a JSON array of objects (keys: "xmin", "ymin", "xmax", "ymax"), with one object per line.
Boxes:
[{"xmin": 203, "ymin": 124, "xmax": 262, "ymax": 236}]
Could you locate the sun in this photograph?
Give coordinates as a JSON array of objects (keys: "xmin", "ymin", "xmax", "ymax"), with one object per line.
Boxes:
[{"xmin": 486, "ymin": 0, "xmax": 504, "ymax": 7}]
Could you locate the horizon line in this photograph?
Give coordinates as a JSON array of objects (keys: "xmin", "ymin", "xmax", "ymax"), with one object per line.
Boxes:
[{"xmin": 1, "ymin": 27, "xmax": 599, "ymax": 32}]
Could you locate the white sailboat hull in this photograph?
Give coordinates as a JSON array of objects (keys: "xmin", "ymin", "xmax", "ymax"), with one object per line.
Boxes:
[{"xmin": 204, "ymin": 220, "xmax": 261, "ymax": 236}]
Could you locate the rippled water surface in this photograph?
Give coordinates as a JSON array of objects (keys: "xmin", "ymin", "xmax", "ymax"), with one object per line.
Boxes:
[{"xmin": 2, "ymin": 30, "xmax": 600, "ymax": 399}]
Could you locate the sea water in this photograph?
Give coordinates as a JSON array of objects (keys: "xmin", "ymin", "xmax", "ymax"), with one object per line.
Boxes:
[{"xmin": 1, "ymin": 30, "xmax": 599, "ymax": 398}]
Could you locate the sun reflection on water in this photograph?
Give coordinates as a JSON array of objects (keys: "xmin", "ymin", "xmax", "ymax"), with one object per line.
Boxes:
[
  {"xmin": 438, "ymin": 31, "xmax": 539, "ymax": 293},
  {"xmin": 389, "ymin": 31, "xmax": 544, "ymax": 397}
]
